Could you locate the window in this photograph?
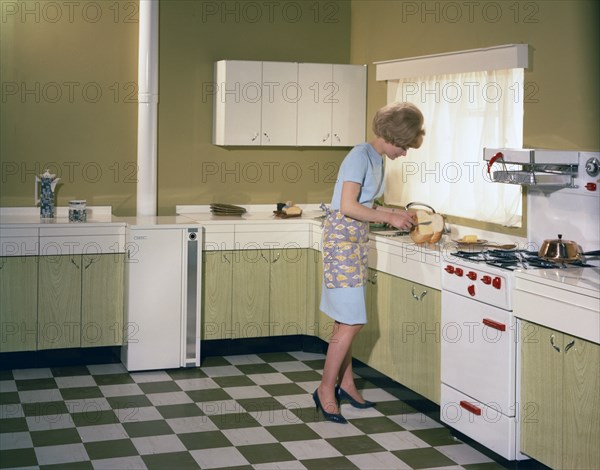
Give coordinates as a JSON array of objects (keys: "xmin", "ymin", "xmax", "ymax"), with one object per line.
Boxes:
[{"xmin": 376, "ymin": 45, "xmax": 528, "ymax": 227}]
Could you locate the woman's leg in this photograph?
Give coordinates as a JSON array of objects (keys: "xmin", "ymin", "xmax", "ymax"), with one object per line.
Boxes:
[
  {"xmin": 337, "ymin": 344, "xmax": 366, "ymax": 403},
  {"xmin": 317, "ymin": 321, "xmax": 363, "ymax": 414}
]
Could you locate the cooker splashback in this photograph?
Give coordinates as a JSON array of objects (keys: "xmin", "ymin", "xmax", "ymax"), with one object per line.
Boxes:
[{"xmin": 527, "ymin": 151, "xmax": 600, "ymax": 253}]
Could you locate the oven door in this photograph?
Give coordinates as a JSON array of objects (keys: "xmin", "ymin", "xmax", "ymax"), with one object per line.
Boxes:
[{"xmin": 441, "ymin": 291, "xmax": 517, "ymax": 415}]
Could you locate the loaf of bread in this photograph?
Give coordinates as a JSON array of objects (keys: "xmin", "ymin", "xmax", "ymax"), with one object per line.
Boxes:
[
  {"xmin": 283, "ymin": 206, "xmax": 302, "ymax": 216},
  {"xmin": 409, "ymin": 210, "xmax": 445, "ymax": 244}
]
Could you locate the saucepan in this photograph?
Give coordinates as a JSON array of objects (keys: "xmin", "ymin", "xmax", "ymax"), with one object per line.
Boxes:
[{"xmin": 538, "ymin": 234, "xmax": 600, "ymax": 263}]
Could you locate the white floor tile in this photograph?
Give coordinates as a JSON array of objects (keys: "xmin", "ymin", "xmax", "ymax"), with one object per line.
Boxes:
[
  {"xmin": 166, "ymin": 415, "xmax": 218, "ymax": 434},
  {"xmin": 269, "ymin": 361, "xmax": 312, "ymax": 373},
  {"xmin": 13, "ymin": 368, "xmax": 52, "ymax": 380},
  {"xmin": 92, "ymin": 455, "xmax": 147, "ymax": 469},
  {"xmin": 223, "ymin": 385, "xmax": 270, "ymax": 399},
  {"xmin": 435, "ymin": 443, "xmax": 494, "ymax": 465},
  {"xmin": 223, "ymin": 354, "xmax": 265, "ymax": 365},
  {"xmin": 369, "ymin": 430, "xmax": 430, "ymax": 451},
  {"xmin": 389, "ymin": 412, "xmax": 444, "ymax": 430},
  {"xmin": 201, "ymin": 365, "xmax": 243, "ymax": 377},
  {"xmin": 26, "ymin": 413, "xmax": 75, "ymax": 431},
  {"xmin": 54, "ymin": 375, "xmax": 96, "ymax": 389},
  {"xmin": 145, "ymin": 391, "xmax": 193, "ymax": 406},
  {"xmin": 191, "ymin": 446, "xmax": 249, "ymax": 469},
  {"xmin": 0, "ymin": 380, "xmax": 17, "ymax": 393},
  {"xmin": 222, "ymin": 426, "xmax": 278, "ymax": 446},
  {"xmin": 283, "ymin": 439, "xmax": 342, "ymax": 460},
  {"xmin": 247, "ymin": 373, "xmax": 292, "ymax": 386},
  {"xmin": 307, "ymin": 421, "xmax": 363, "ymax": 438},
  {"xmin": 248, "ymin": 408, "xmax": 304, "ymax": 427},
  {"xmin": 115, "ymin": 406, "xmax": 162, "ymax": 423},
  {"xmin": 347, "ymin": 450, "xmax": 412, "ymax": 469},
  {"xmin": 98, "ymin": 383, "xmax": 143, "ymax": 398},
  {"xmin": 77, "ymin": 423, "xmax": 128, "ymax": 442},
  {"xmin": 131, "ymin": 434, "xmax": 186, "ymax": 455},
  {"xmin": 0, "ymin": 431, "xmax": 33, "ymax": 450},
  {"xmin": 287, "ymin": 351, "xmax": 326, "ymax": 361},
  {"xmin": 198, "ymin": 399, "xmax": 243, "ymax": 416},
  {"xmin": 253, "ymin": 460, "xmax": 307, "ymax": 469},
  {"xmin": 130, "ymin": 370, "xmax": 172, "ymax": 383},
  {"xmin": 1, "ymin": 404, "xmax": 24, "ymax": 419},
  {"xmin": 64, "ymin": 397, "xmax": 111, "ymax": 414},
  {"xmin": 174, "ymin": 377, "xmax": 219, "ymax": 391},
  {"xmin": 35, "ymin": 443, "xmax": 89, "ymax": 465},
  {"xmin": 273, "ymin": 393, "xmax": 314, "ymax": 409},
  {"xmin": 18, "ymin": 389, "xmax": 62, "ymax": 404}
]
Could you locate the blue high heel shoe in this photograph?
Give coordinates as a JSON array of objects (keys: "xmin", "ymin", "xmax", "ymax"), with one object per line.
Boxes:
[
  {"xmin": 312, "ymin": 389, "xmax": 347, "ymax": 424},
  {"xmin": 336, "ymin": 386, "xmax": 376, "ymax": 409}
]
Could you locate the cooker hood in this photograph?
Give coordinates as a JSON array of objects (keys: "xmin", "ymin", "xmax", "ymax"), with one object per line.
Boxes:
[{"xmin": 483, "ymin": 148, "xmax": 585, "ymax": 188}]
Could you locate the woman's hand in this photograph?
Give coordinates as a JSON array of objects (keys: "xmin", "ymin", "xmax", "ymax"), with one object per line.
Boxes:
[{"xmin": 386, "ymin": 210, "xmax": 416, "ymax": 231}]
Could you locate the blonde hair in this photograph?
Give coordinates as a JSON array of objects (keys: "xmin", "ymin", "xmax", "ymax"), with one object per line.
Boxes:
[{"xmin": 372, "ymin": 102, "xmax": 425, "ymax": 149}]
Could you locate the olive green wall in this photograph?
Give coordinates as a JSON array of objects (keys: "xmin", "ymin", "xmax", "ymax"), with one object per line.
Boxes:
[
  {"xmin": 351, "ymin": 0, "xmax": 599, "ymax": 151},
  {"xmin": 2, "ymin": 1, "xmax": 598, "ymax": 216},
  {"xmin": 0, "ymin": 0, "xmax": 351, "ymax": 215}
]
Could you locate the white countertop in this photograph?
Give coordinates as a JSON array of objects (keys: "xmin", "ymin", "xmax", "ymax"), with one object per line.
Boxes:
[
  {"xmin": 0, "ymin": 206, "xmax": 124, "ymax": 227},
  {"xmin": 515, "ymin": 265, "xmax": 600, "ymax": 299}
]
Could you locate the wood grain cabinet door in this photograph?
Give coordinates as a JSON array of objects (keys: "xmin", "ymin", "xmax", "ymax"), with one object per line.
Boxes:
[
  {"xmin": 81, "ymin": 253, "xmax": 124, "ymax": 347},
  {"xmin": 0, "ymin": 256, "xmax": 38, "ymax": 352},
  {"xmin": 38, "ymin": 255, "xmax": 81, "ymax": 350},
  {"xmin": 202, "ymin": 250, "xmax": 234, "ymax": 340}
]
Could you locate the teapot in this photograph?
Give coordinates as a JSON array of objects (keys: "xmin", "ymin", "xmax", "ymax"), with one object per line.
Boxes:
[{"xmin": 35, "ymin": 169, "xmax": 61, "ymax": 219}]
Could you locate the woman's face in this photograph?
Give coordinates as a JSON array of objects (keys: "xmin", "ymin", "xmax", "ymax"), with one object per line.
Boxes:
[{"xmin": 383, "ymin": 141, "xmax": 409, "ymax": 160}]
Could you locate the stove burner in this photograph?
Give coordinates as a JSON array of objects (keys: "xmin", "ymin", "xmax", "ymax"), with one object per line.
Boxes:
[{"xmin": 452, "ymin": 249, "xmax": 594, "ymax": 270}]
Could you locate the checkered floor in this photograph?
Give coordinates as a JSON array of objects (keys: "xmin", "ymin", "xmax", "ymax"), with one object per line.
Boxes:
[{"xmin": 1, "ymin": 351, "xmax": 524, "ymax": 469}]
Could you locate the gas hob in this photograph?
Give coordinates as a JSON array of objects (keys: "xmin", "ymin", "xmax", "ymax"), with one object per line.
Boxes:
[{"xmin": 451, "ymin": 249, "xmax": 595, "ymax": 271}]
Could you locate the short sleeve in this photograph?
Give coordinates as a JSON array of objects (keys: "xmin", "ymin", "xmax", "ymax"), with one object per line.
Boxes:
[{"xmin": 338, "ymin": 147, "xmax": 368, "ymax": 185}]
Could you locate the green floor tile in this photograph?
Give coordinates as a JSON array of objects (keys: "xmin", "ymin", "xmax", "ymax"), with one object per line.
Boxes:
[
  {"xmin": 16, "ymin": 378, "xmax": 57, "ymax": 391},
  {"xmin": 375, "ymin": 399, "xmax": 417, "ymax": 416},
  {"xmin": 265, "ymin": 423, "xmax": 320, "ymax": 442},
  {"xmin": 186, "ymin": 387, "xmax": 231, "ymax": 403},
  {"xmin": 71, "ymin": 409, "xmax": 119, "ymax": 427},
  {"xmin": 30, "ymin": 427, "xmax": 81, "ymax": 447},
  {"xmin": 0, "ymin": 391, "xmax": 20, "ymax": 405},
  {"xmin": 236, "ymin": 363, "xmax": 277, "ymax": 375},
  {"xmin": 463, "ymin": 463, "xmax": 514, "ymax": 470},
  {"xmin": 122, "ymin": 419, "xmax": 174, "ymax": 438},
  {"xmin": 412, "ymin": 426, "xmax": 463, "ymax": 446},
  {"xmin": 0, "ymin": 370, "xmax": 14, "ymax": 380},
  {"xmin": 0, "ymin": 448, "xmax": 38, "ymax": 469},
  {"xmin": 50, "ymin": 365, "xmax": 91, "ymax": 377},
  {"xmin": 92, "ymin": 373, "xmax": 134, "ymax": 386},
  {"xmin": 289, "ymin": 406, "xmax": 322, "ymax": 424},
  {"xmin": 301, "ymin": 455, "xmax": 359, "ymax": 469},
  {"xmin": 326, "ymin": 434, "xmax": 386, "ymax": 456},
  {"xmin": 39, "ymin": 461, "xmax": 94, "ymax": 469},
  {"xmin": 167, "ymin": 368, "xmax": 207, "ymax": 380},
  {"xmin": 208, "ymin": 412, "xmax": 261, "ymax": 430},
  {"xmin": 106, "ymin": 394, "xmax": 152, "ymax": 410},
  {"xmin": 302, "ymin": 359, "xmax": 326, "ymax": 370},
  {"xmin": 200, "ymin": 356, "xmax": 231, "ymax": 367},
  {"xmin": 256, "ymin": 352, "xmax": 296, "ymax": 363},
  {"xmin": 156, "ymin": 403, "xmax": 204, "ymax": 419},
  {"xmin": 178, "ymin": 430, "xmax": 232, "ymax": 450},
  {"xmin": 282, "ymin": 370, "xmax": 322, "ymax": 382},
  {"xmin": 138, "ymin": 380, "xmax": 182, "ymax": 394},
  {"xmin": 236, "ymin": 396, "xmax": 286, "ymax": 413},
  {"xmin": 237, "ymin": 442, "xmax": 295, "ymax": 464},
  {"xmin": 0, "ymin": 417, "xmax": 28, "ymax": 433},
  {"xmin": 212, "ymin": 375, "xmax": 255, "ymax": 388},
  {"xmin": 142, "ymin": 451, "xmax": 199, "ymax": 470},
  {"xmin": 59, "ymin": 386, "xmax": 103, "ymax": 401},
  {"xmin": 22, "ymin": 401, "xmax": 69, "ymax": 417},
  {"xmin": 84, "ymin": 438, "xmax": 138, "ymax": 460},
  {"xmin": 260, "ymin": 383, "xmax": 306, "ymax": 396},
  {"xmin": 393, "ymin": 447, "xmax": 458, "ymax": 469},
  {"xmin": 350, "ymin": 416, "xmax": 404, "ymax": 434}
]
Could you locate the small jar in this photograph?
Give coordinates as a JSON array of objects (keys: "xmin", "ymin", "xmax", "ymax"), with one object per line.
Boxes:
[{"xmin": 69, "ymin": 200, "xmax": 87, "ymax": 222}]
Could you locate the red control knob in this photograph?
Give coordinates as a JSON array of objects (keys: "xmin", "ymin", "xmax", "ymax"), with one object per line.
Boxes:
[
  {"xmin": 468, "ymin": 285, "xmax": 476, "ymax": 296},
  {"xmin": 492, "ymin": 277, "xmax": 502, "ymax": 289},
  {"xmin": 482, "ymin": 275, "xmax": 492, "ymax": 285},
  {"xmin": 455, "ymin": 268, "xmax": 464, "ymax": 277},
  {"xmin": 585, "ymin": 182, "xmax": 597, "ymax": 191},
  {"xmin": 445, "ymin": 265, "xmax": 455, "ymax": 274},
  {"xmin": 467, "ymin": 271, "xmax": 477, "ymax": 280}
]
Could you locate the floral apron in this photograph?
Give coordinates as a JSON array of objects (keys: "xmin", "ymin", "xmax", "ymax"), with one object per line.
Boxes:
[{"xmin": 321, "ymin": 209, "xmax": 369, "ymax": 289}]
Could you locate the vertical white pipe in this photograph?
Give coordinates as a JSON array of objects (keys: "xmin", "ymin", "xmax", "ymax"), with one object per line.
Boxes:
[{"xmin": 137, "ymin": 0, "xmax": 159, "ymax": 216}]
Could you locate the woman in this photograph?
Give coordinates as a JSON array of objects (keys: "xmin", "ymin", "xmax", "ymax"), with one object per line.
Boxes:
[{"xmin": 314, "ymin": 102, "xmax": 426, "ymax": 424}]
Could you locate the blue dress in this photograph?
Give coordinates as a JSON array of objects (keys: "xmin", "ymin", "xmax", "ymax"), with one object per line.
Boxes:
[{"xmin": 320, "ymin": 143, "xmax": 385, "ymax": 325}]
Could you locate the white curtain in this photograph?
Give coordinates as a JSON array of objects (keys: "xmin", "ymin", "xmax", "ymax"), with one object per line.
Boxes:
[{"xmin": 385, "ymin": 69, "xmax": 524, "ymax": 226}]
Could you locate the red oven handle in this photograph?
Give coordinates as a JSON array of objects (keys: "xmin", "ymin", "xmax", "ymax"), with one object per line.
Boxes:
[
  {"xmin": 483, "ymin": 318, "xmax": 506, "ymax": 331},
  {"xmin": 460, "ymin": 400, "xmax": 482, "ymax": 416},
  {"xmin": 487, "ymin": 152, "xmax": 504, "ymax": 174}
]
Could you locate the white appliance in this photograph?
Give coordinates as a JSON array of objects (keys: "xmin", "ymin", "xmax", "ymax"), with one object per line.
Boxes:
[
  {"xmin": 122, "ymin": 217, "xmax": 202, "ymax": 371},
  {"xmin": 441, "ymin": 150, "xmax": 599, "ymax": 460}
]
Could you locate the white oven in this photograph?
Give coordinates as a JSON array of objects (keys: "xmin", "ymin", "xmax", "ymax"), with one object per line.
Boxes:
[{"xmin": 441, "ymin": 149, "xmax": 599, "ymax": 461}]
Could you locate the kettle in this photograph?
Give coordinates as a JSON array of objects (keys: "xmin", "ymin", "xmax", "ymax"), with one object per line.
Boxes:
[{"xmin": 35, "ymin": 169, "xmax": 61, "ymax": 219}]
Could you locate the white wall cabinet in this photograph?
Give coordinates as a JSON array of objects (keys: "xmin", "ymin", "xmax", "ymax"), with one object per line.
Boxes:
[
  {"xmin": 297, "ymin": 63, "xmax": 367, "ymax": 147},
  {"xmin": 213, "ymin": 60, "xmax": 366, "ymax": 147}
]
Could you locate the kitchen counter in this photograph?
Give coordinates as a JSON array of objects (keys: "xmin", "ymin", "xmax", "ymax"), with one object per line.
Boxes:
[
  {"xmin": 513, "ymin": 266, "xmax": 600, "ymax": 344},
  {"xmin": 0, "ymin": 206, "xmax": 124, "ymax": 227}
]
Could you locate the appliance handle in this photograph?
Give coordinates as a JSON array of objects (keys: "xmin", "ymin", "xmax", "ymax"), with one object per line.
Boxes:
[
  {"xmin": 482, "ymin": 318, "xmax": 506, "ymax": 331},
  {"xmin": 460, "ymin": 400, "xmax": 482, "ymax": 416},
  {"xmin": 487, "ymin": 152, "xmax": 504, "ymax": 174}
]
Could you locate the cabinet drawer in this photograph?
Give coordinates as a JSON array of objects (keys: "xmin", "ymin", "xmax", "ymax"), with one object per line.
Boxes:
[
  {"xmin": 441, "ymin": 384, "xmax": 518, "ymax": 460},
  {"xmin": 40, "ymin": 234, "xmax": 125, "ymax": 255}
]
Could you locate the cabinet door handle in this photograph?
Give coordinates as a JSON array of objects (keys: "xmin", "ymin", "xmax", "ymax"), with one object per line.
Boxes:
[
  {"xmin": 251, "ymin": 132, "xmax": 259, "ymax": 142},
  {"xmin": 334, "ymin": 133, "xmax": 341, "ymax": 142},
  {"xmin": 271, "ymin": 252, "xmax": 280, "ymax": 263},
  {"xmin": 322, "ymin": 133, "xmax": 330, "ymax": 143},
  {"xmin": 263, "ymin": 132, "xmax": 270, "ymax": 142},
  {"xmin": 84, "ymin": 258, "xmax": 95, "ymax": 270},
  {"xmin": 223, "ymin": 253, "xmax": 231, "ymax": 263},
  {"xmin": 411, "ymin": 287, "xmax": 427, "ymax": 301},
  {"xmin": 550, "ymin": 334, "xmax": 561, "ymax": 352},
  {"xmin": 565, "ymin": 339, "xmax": 575, "ymax": 353},
  {"xmin": 260, "ymin": 253, "xmax": 269, "ymax": 263},
  {"xmin": 71, "ymin": 257, "xmax": 80, "ymax": 269}
]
